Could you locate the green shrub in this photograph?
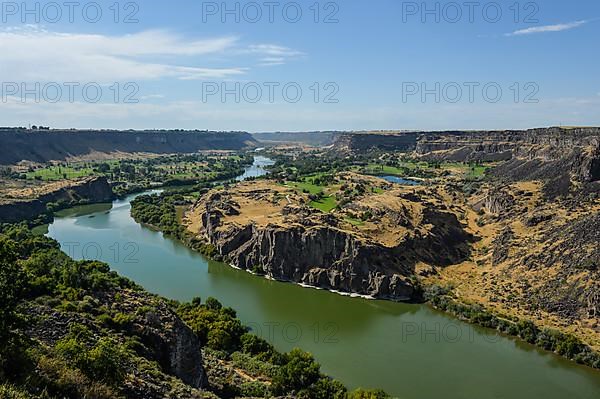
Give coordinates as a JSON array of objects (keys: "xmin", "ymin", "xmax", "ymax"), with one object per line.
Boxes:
[
  {"xmin": 240, "ymin": 333, "xmax": 273, "ymax": 356},
  {"xmin": 55, "ymin": 335, "xmax": 130, "ymax": 386},
  {"xmin": 111, "ymin": 312, "xmax": 134, "ymax": 327},
  {"xmin": 35, "ymin": 355, "xmax": 119, "ymax": 399},
  {"xmin": 0, "ymin": 237, "xmax": 27, "ymax": 342},
  {"xmin": 86, "ymin": 337, "xmax": 129, "ymax": 385},
  {"xmin": 205, "ymin": 297, "xmax": 222, "ymax": 311},
  {"xmin": 239, "ymin": 381, "xmax": 269, "ymax": 397},
  {"xmin": 271, "ymin": 349, "xmax": 321, "ymax": 395},
  {"xmin": 231, "ymin": 351, "xmax": 279, "ymax": 378},
  {"xmin": 310, "ymin": 377, "xmax": 347, "ymax": 398}
]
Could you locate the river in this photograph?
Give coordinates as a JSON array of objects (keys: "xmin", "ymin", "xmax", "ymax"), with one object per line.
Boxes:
[{"xmin": 47, "ymin": 156, "xmax": 600, "ymax": 398}]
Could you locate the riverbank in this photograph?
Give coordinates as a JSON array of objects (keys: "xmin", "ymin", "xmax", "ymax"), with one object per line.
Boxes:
[
  {"xmin": 127, "ymin": 156, "xmax": 600, "ymax": 373},
  {"xmin": 130, "ymin": 185, "xmax": 600, "ymax": 373},
  {"xmin": 47, "ymin": 189, "xmax": 600, "ymax": 398},
  {"xmin": 2, "ymin": 223, "xmax": 389, "ymax": 398}
]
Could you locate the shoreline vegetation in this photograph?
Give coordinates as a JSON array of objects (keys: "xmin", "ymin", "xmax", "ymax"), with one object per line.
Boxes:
[
  {"xmin": 0, "ymin": 222, "xmax": 390, "ymax": 398},
  {"xmin": 130, "ymin": 190, "xmax": 600, "ymax": 372}
]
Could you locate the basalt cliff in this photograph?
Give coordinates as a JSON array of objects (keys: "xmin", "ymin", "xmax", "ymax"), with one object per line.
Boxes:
[
  {"xmin": 0, "ymin": 128, "xmax": 257, "ymax": 165},
  {"xmin": 0, "ymin": 176, "xmax": 115, "ymax": 222},
  {"xmin": 185, "ymin": 179, "xmax": 472, "ymax": 300},
  {"xmin": 334, "ymin": 127, "xmax": 600, "ymax": 182}
]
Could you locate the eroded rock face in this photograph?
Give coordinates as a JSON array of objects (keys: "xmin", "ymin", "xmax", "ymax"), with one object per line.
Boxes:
[
  {"xmin": 226, "ymin": 223, "xmax": 415, "ymax": 299},
  {"xmin": 193, "ymin": 189, "xmax": 472, "ymax": 301},
  {"xmin": 484, "ymin": 189, "xmax": 514, "ymax": 215},
  {"xmin": 0, "ymin": 176, "xmax": 115, "ymax": 222},
  {"xmin": 333, "ymin": 132, "xmax": 418, "ymax": 153},
  {"xmin": 334, "ymin": 128, "xmax": 600, "ymax": 184},
  {"xmin": 415, "ymin": 128, "xmax": 600, "ymax": 172},
  {"xmin": 26, "ymin": 288, "xmax": 208, "ymax": 397},
  {"xmin": 131, "ymin": 296, "xmax": 207, "ymax": 389}
]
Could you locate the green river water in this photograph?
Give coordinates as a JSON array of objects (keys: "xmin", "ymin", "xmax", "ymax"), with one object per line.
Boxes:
[{"xmin": 46, "ymin": 158, "xmax": 600, "ymax": 398}]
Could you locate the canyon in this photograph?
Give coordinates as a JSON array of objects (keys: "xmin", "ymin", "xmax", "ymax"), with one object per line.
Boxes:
[{"xmin": 0, "ymin": 128, "xmax": 257, "ymax": 164}]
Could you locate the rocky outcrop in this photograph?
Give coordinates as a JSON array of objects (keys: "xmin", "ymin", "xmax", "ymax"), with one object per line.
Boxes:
[
  {"xmin": 333, "ymin": 132, "xmax": 418, "ymax": 153},
  {"xmin": 0, "ymin": 198, "xmax": 47, "ymax": 222},
  {"xmin": 510, "ymin": 211, "xmax": 600, "ymax": 321},
  {"xmin": 0, "ymin": 176, "xmax": 115, "ymax": 222},
  {"xmin": 415, "ymin": 127, "xmax": 600, "ymax": 164},
  {"xmin": 121, "ymin": 292, "xmax": 208, "ymax": 389},
  {"xmin": 421, "ymin": 128, "xmax": 600, "ymax": 185},
  {"xmin": 194, "ymin": 190, "xmax": 472, "ymax": 301},
  {"xmin": 25, "ymin": 287, "xmax": 208, "ymax": 397},
  {"xmin": 0, "ymin": 128, "xmax": 257, "ymax": 164},
  {"xmin": 491, "ymin": 227, "xmax": 513, "ymax": 266},
  {"xmin": 483, "ymin": 188, "xmax": 514, "ymax": 215}
]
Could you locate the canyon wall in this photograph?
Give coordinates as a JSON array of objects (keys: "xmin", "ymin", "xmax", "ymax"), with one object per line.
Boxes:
[
  {"xmin": 0, "ymin": 176, "xmax": 115, "ymax": 222},
  {"xmin": 0, "ymin": 128, "xmax": 257, "ymax": 164},
  {"xmin": 333, "ymin": 127, "xmax": 600, "ymax": 183}
]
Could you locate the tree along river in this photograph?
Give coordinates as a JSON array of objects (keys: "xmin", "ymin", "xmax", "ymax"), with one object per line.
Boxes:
[{"xmin": 47, "ymin": 156, "xmax": 600, "ymax": 398}]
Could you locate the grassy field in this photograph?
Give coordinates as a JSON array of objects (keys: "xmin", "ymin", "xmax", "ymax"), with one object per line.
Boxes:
[
  {"xmin": 284, "ymin": 175, "xmax": 339, "ymax": 212},
  {"xmin": 443, "ymin": 162, "xmax": 489, "ymax": 179},
  {"xmin": 360, "ymin": 164, "xmax": 407, "ymax": 175},
  {"xmin": 309, "ymin": 196, "xmax": 337, "ymax": 212},
  {"xmin": 359, "ymin": 162, "xmax": 425, "ymax": 176},
  {"xmin": 26, "ymin": 166, "xmax": 96, "ymax": 181},
  {"xmin": 286, "ymin": 180, "xmax": 323, "ymax": 195},
  {"xmin": 359, "ymin": 161, "xmax": 490, "ymax": 180},
  {"xmin": 466, "ymin": 165, "xmax": 488, "ymax": 178}
]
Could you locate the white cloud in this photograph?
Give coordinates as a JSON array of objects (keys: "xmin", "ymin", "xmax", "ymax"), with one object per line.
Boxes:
[
  {"xmin": 258, "ymin": 57, "xmax": 286, "ymax": 66},
  {"xmin": 0, "ymin": 26, "xmax": 305, "ymax": 82},
  {"xmin": 244, "ymin": 44, "xmax": 304, "ymax": 66},
  {"xmin": 247, "ymin": 44, "xmax": 303, "ymax": 57},
  {"xmin": 506, "ymin": 20, "xmax": 587, "ymax": 36},
  {"xmin": 0, "ymin": 27, "xmax": 246, "ymax": 82}
]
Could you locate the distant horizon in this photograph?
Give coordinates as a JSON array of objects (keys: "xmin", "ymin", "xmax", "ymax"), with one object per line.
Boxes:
[{"xmin": 2, "ymin": 125, "xmax": 599, "ymax": 134}]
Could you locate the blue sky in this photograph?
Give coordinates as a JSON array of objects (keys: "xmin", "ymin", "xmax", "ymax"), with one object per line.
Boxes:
[{"xmin": 1, "ymin": 0, "xmax": 599, "ymax": 131}]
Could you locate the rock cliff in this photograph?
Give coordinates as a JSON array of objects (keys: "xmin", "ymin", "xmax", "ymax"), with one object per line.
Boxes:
[
  {"xmin": 187, "ymin": 182, "xmax": 472, "ymax": 301},
  {"xmin": 0, "ymin": 128, "xmax": 257, "ymax": 164},
  {"xmin": 0, "ymin": 176, "xmax": 115, "ymax": 222},
  {"xmin": 333, "ymin": 127, "xmax": 600, "ymax": 187},
  {"xmin": 333, "ymin": 132, "xmax": 418, "ymax": 153}
]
